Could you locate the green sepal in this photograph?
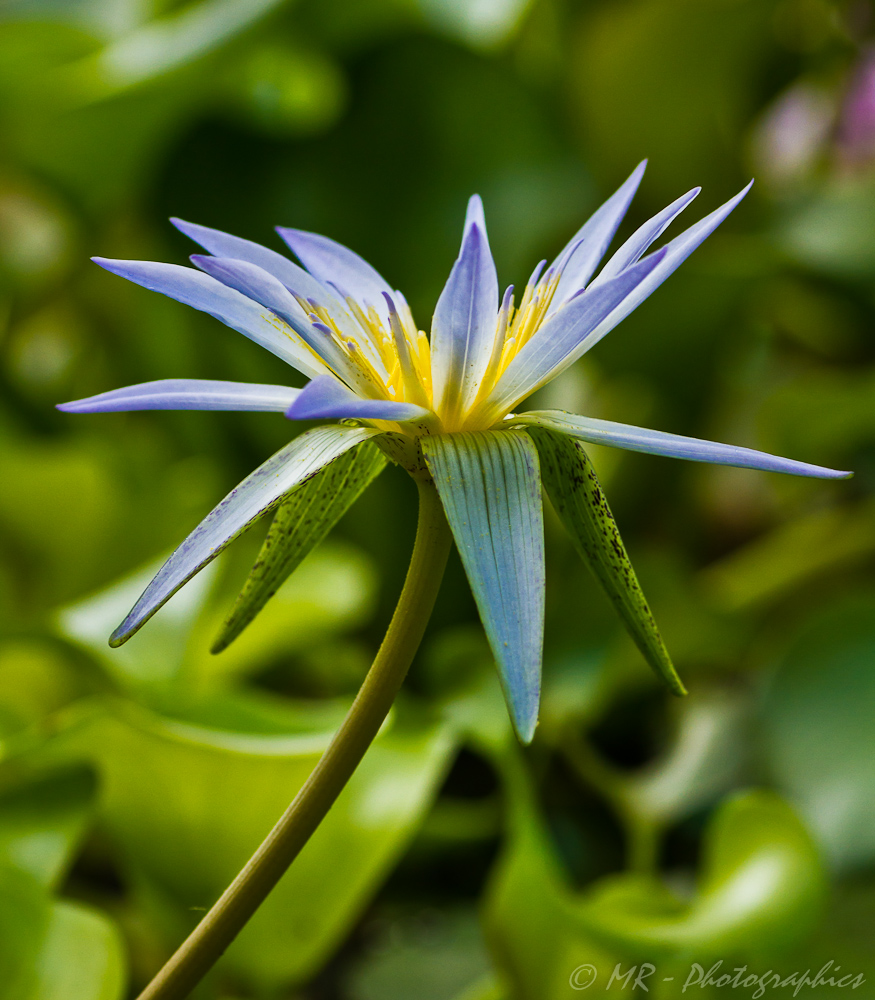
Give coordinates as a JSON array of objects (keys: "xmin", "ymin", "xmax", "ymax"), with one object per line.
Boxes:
[
  {"xmin": 527, "ymin": 426, "xmax": 686, "ymax": 697},
  {"xmin": 212, "ymin": 441, "xmax": 386, "ymax": 653}
]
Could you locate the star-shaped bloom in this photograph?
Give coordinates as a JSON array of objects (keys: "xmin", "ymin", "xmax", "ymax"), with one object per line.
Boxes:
[{"xmin": 59, "ymin": 163, "xmax": 850, "ymax": 741}]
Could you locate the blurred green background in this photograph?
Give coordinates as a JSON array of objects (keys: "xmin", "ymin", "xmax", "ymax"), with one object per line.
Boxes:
[{"xmin": 2, "ymin": 0, "xmax": 875, "ymax": 996}]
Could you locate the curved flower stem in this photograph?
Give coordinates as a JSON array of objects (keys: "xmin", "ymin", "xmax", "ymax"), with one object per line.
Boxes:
[{"xmin": 137, "ymin": 478, "xmax": 452, "ymax": 1000}]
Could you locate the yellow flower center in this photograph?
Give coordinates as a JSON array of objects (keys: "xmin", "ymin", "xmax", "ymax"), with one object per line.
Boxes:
[{"xmin": 291, "ymin": 266, "xmax": 563, "ymax": 434}]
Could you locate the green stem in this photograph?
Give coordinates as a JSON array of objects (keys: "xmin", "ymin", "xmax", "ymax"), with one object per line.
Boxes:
[{"xmin": 137, "ymin": 479, "xmax": 452, "ymax": 1000}]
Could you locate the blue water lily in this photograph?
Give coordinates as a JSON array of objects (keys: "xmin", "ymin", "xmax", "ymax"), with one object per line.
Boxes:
[{"xmin": 59, "ymin": 163, "xmax": 849, "ymax": 742}]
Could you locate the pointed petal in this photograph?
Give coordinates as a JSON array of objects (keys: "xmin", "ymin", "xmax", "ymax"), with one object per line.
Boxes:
[
  {"xmin": 572, "ymin": 181, "xmax": 754, "ymax": 352},
  {"xmin": 528, "ymin": 426, "xmax": 686, "ymax": 696},
  {"xmin": 110, "ymin": 425, "xmax": 381, "ymax": 646},
  {"xmin": 483, "ymin": 184, "xmax": 753, "ymax": 420},
  {"xmin": 511, "ymin": 411, "xmax": 853, "ymax": 479},
  {"xmin": 421, "ymin": 430, "xmax": 544, "ymax": 743},
  {"xmin": 460, "ymin": 194, "xmax": 498, "ymax": 332},
  {"xmin": 286, "ymin": 374, "xmax": 432, "ymax": 423},
  {"xmin": 190, "ymin": 255, "xmax": 373, "ymax": 392},
  {"xmin": 481, "ymin": 251, "xmax": 667, "ymax": 420},
  {"xmin": 57, "ymin": 379, "xmax": 300, "ymax": 413},
  {"xmin": 212, "ymin": 441, "xmax": 387, "ymax": 652},
  {"xmin": 549, "ymin": 161, "xmax": 647, "ymax": 309},
  {"xmin": 176, "ymin": 219, "xmax": 369, "ymax": 357},
  {"xmin": 594, "ymin": 186, "xmax": 701, "ymax": 284},
  {"xmin": 171, "ymin": 217, "xmax": 331, "ymax": 305},
  {"xmin": 191, "ymin": 254, "xmax": 360, "ymax": 375},
  {"xmin": 92, "ymin": 258, "xmax": 327, "ymax": 379},
  {"xmin": 190, "ymin": 254, "xmax": 308, "ymax": 330},
  {"xmin": 430, "ymin": 221, "xmax": 500, "ymax": 425},
  {"xmin": 464, "ymin": 194, "xmax": 490, "ymax": 246},
  {"xmin": 276, "ymin": 227, "xmax": 394, "ymax": 319}
]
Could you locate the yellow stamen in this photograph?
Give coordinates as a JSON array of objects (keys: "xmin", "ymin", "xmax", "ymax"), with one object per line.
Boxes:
[
  {"xmin": 497, "ymin": 336, "xmax": 516, "ymax": 376},
  {"xmin": 416, "ymin": 331, "xmax": 433, "ymax": 401},
  {"xmin": 342, "ymin": 339, "xmax": 392, "ymax": 398},
  {"xmin": 261, "ymin": 312, "xmax": 327, "ymax": 372},
  {"xmin": 288, "ymin": 270, "xmax": 576, "ymax": 429},
  {"xmin": 386, "ymin": 301, "xmax": 430, "ymax": 409},
  {"xmin": 471, "ymin": 288, "xmax": 514, "ymax": 408}
]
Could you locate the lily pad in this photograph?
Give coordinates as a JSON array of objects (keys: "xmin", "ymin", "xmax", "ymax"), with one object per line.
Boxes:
[
  {"xmin": 57, "ymin": 695, "xmax": 458, "ymax": 989},
  {"xmin": 485, "ymin": 770, "xmax": 824, "ymax": 998}
]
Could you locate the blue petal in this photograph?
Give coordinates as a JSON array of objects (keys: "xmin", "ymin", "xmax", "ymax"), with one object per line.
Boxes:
[
  {"xmin": 511, "ymin": 411, "xmax": 853, "ymax": 479},
  {"xmin": 212, "ymin": 442, "xmax": 387, "ymax": 653},
  {"xmin": 189, "ymin": 255, "xmax": 375, "ymax": 393},
  {"xmin": 109, "ymin": 425, "xmax": 381, "ymax": 646},
  {"xmin": 430, "ymin": 218, "xmax": 499, "ymax": 425},
  {"xmin": 577, "ymin": 181, "xmax": 754, "ymax": 348},
  {"xmin": 482, "ymin": 251, "xmax": 667, "ymax": 419},
  {"xmin": 483, "ymin": 184, "xmax": 754, "ymax": 419},
  {"xmin": 192, "ymin": 254, "xmax": 390, "ymax": 396},
  {"xmin": 276, "ymin": 226, "xmax": 394, "ymax": 319},
  {"xmin": 189, "ymin": 254, "xmax": 307, "ymax": 329},
  {"xmin": 594, "ymin": 186, "xmax": 701, "ymax": 283},
  {"xmin": 421, "ymin": 430, "xmax": 544, "ymax": 743},
  {"xmin": 464, "ymin": 194, "xmax": 489, "ymax": 245},
  {"xmin": 176, "ymin": 219, "xmax": 369, "ymax": 355},
  {"xmin": 286, "ymin": 375, "xmax": 431, "ymax": 423},
  {"xmin": 171, "ymin": 217, "xmax": 331, "ymax": 305},
  {"xmin": 549, "ymin": 161, "xmax": 647, "ymax": 309},
  {"xmin": 92, "ymin": 258, "xmax": 327, "ymax": 379},
  {"xmin": 57, "ymin": 379, "xmax": 300, "ymax": 413}
]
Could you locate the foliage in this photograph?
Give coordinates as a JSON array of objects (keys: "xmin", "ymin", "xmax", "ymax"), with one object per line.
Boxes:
[{"xmin": 2, "ymin": 0, "xmax": 875, "ymax": 995}]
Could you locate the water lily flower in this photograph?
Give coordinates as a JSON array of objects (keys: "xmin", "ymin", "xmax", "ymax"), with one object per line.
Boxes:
[{"xmin": 59, "ymin": 163, "xmax": 850, "ymax": 743}]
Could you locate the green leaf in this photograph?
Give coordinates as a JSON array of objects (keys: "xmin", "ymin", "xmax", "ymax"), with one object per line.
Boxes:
[
  {"xmin": 213, "ymin": 440, "xmax": 386, "ymax": 653},
  {"xmin": 452, "ymin": 975, "xmax": 507, "ymax": 1000},
  {"xmin": 28, "ymin": 900, "xmax": 127, "ymax": 1000},
  {"xmin": 485, "ymin": 777, "xmax": 825, "ymax": 998},
  {"xmin": 528, "ymin": 426, "xmax": 686, "ymax": 696},
  {"xmin": 57, "ymin": 695, "xmax": 458, "ymax": 990},
  {"xmin": 57, "ymin": 556, "xmax": 219, "ymax": 691},
  {"xmin": 57, "ymin": 538, "xmax": 377, "ymax": 692},
  {"xmin": 700, "ymin": 500, "xmax": 875, "ymax": 613},
  {"xmin": 345, "ymin": 906, "xmax": 493, "ymax": 1000},
  {"xmin": 194, "ymin": 540, "xmax": 377, "ymax": 687},
  {"xmin": 422, "ymin": 431, "xmax": 545, "ymax": 744},
  {"xmin": 762, "ymin": 592, "xmax": 875, "ymax": 872},
  {"xmin": 482, "ymin": 767, "xmax": 620, "ymax": 1000},
  {"xmin": 621, "ymin": 688, "xmax": 747, "ymax": 827},
  {"xmin": 0, "ymin": 867, "xmax": 48, "ymax": 1000},
  {"xmin": 581, "ymin": 790, "xmax": 825, "ymax": 956},
  {"xmin": 0, "ymin": 768, "xmax": 95, "ymax": 890},
  {"xmin": 0, "ymin": 864, "xmax": 126, "ymax": 1000},
  {"xmin": 418, "ymin": 0, "xmax": 534, "ymax": 50},
  {"xmin": 0, "ymin": 640, "xmax": 85, "ymax": 738},
  {"xmin": 62, "ymin": 0, "xmax": 289, "ymax": 98}
]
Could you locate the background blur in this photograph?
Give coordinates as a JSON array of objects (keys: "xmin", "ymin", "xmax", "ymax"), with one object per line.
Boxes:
[{"xmin": 2, "ymin": 0, "xmax": 875, "ymax": 997}]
